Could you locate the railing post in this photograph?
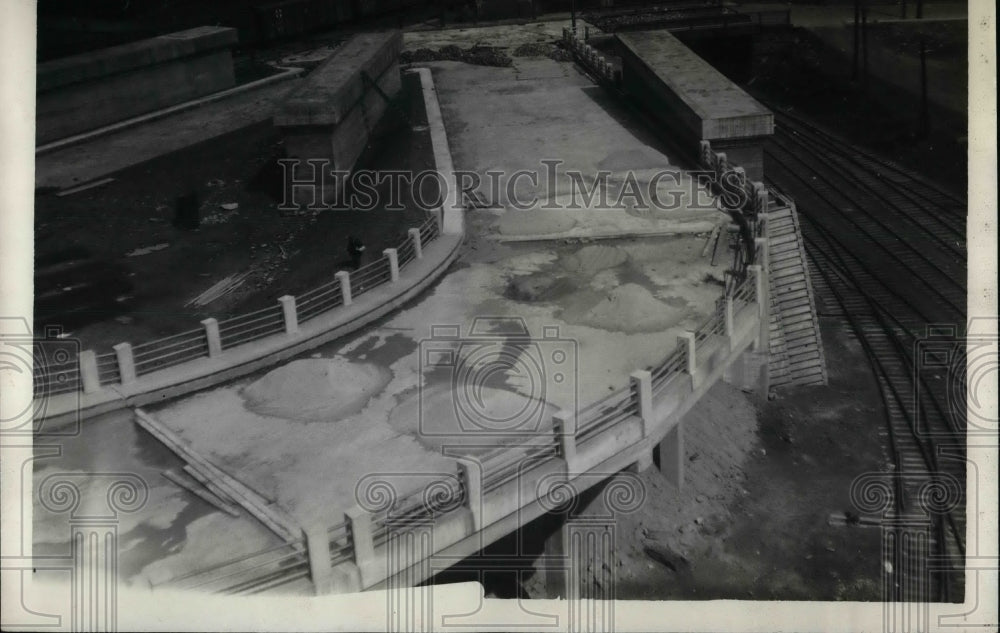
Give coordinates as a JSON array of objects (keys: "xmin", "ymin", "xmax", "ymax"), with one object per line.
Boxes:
[
  {"xmin": 678, "ymin": 332, "xmax": 697, "ymax": 378},
  {"xmin": 200, "ymin": 317, "xmax": 222, "ymax": 358},
  {"xmin": 408, "ymin": 228, "xmax": 424, "ymax": 259},
  {"xmin": 552, "ymin": 410, "xmax": 577, "ymax": 471},
  {"xmin": 113, "ymin": 342, "xmax": 136, "ymax": 386},
  {"xmin": 304, "ymin": 526, "xmax": 334, "ymax": 595},
  {"xmin": 79, "ymin": 350, "xmax": 100, "ymax": 394},
  {"xmin": 383, "ymin": 248, "xmax": 399, "ymax": 283},
  {"xmin": 335, "ymin": 270, "xmax": 352, "ymax": 306},
  {"xmin": 457, "ymin": 460, "xmax": 482, "ymax": 532},
  {"xmin": 725, "ymin": 296, "xmax": 735, "ymax": 346},
  {"xmin": 629, "ymin": 370, "xmax": 655, "ymax": 472},
  {"xmin": 345, "ymin": 506, "xmax": 375, "ymax": 580},
  {"xmin": 748, "ymin": 264, "xmax": 765, "ymax": 350},
  {"xmin": 278, "ymin": 295, "xmax": 299, "ymax": 335},
  {"xmin": 755, "ymin": 237, "xmax": 771, "ymax": 351}
]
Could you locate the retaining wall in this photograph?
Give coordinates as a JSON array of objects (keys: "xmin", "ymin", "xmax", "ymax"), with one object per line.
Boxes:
[
  {"xmin": 274, "ymin": 31, "xmax": 404, "ymax": 207},
  {"xmin": 36, "ymin": 26, "xmax": 238, "ymax": 145}
]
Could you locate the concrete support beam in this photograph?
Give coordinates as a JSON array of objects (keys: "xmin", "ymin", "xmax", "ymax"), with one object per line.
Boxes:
[
  {"xmin": 305, "ymin": 526, "xmax": 334, "ymax": 595},
  {"xmin": 79, "ymin": 350, "xmax": 100, "ymax": 394},
  {"xmin": 383, "ymin": 248, "xmax": 399, "ymax": 282},
  {"xmin": 335, "ymin": 270, "xmax": 352, "ymax": 306},
  {"xmin": 113, "ymin": 342, "xmax": 136, "ymax": 385},
  {"xmin": 278, "ymin": 295, "xmax": 299, "ymax": 335},
  {"xmin": 408, "ymin": 228, "xmax": 423, "ymax": 259},
  {"xmin": 754, "ymin": 237, "xmax": 771, "ymax": 351},
  {"xmin": 200, "ymin": 317, "xmax": 222, "ymax": 358}
]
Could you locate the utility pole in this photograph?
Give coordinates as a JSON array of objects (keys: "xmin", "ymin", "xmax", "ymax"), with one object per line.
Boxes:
[
  {"xmin": 571, "ymin": 0, "xmax": 577, "ymax": 32},
  {"xmin": 919, "ymin": 37, "xmax": 929, "ymax": 137},
  {"xmin": 852, "ymin": 0, "xmax": 860, "ymax": 80},
  {"xmin": 861, "ymin": 0, "xmax": 869, "ymax": 93},
  {"xmin": 917, "ymin": 0, "xmax": 924, "ymax": 19}
]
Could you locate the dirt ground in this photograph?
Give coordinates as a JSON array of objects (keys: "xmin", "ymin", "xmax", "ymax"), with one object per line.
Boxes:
[{"xmin": 555, "ymin": 316, "xmax": 886, "ymax": 601}]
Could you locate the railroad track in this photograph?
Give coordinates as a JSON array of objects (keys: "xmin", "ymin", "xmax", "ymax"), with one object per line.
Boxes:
[{"xmin": 763, "ymin": 110, "xmax": 967, "ymax": 602}]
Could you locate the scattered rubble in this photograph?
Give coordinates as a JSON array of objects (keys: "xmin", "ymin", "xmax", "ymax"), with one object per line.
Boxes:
[{"xmin": 402, "ymin": 44, "xmax": 512, "ymax": 67}]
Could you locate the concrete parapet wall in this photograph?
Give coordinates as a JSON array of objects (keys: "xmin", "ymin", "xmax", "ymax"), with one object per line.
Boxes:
[{"xmin": 36, "ymin": 26, "xmax": 238, "ymax": 145}]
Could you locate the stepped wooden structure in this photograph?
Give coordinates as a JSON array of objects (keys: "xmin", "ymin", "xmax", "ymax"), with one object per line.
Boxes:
[{"xmin": 765, "ymin": 199, "xmax": 827, "ymax": 387}]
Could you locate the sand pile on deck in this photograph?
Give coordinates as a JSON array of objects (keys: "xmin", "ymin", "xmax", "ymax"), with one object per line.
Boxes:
[
  {"xmin": 241, "ymin": 358, "xmax": 391, "ymax": 422},
  {"xmin": 560, "ymin": 244, "xmax": 628, "ymax": 274},
  {"xmin": 567, "ymin": 283, "xmax": 684, "ymax": 333}
]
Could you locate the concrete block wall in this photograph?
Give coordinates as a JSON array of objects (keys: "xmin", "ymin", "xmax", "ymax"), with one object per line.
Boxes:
[
  {"xmin": 616, "ymin": 30, "xmax": 773, "ymax": 181},
  {"xmin": 274, "ymin": 31, "xmax": 404, "ymax": 208},
  {"xmin": 36, "ymin": 26, "xmax": 238, "ymax": 145}
]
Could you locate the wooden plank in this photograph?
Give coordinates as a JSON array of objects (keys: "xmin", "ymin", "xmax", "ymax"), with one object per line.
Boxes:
[
  {"xmin": 183, "ymin": 464, "xmax": 239, "ymax": 506},
  {"xmin": 134, "ymin": 408, "xmax": 300, "ymax": 542},
  {"xmin": 162, "ymin": 470, "xmax": 242, "ymax": 517}
]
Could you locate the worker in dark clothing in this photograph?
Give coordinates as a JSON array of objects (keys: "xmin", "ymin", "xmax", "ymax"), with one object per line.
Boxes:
[{"xmin": 348, "ymin": 236, "xmax": 366, "ymax": 270}]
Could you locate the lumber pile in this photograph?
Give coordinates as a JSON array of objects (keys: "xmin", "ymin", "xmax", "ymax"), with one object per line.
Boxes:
[{"xmin": 134, "ymin": 408, "xmax": 302, "ymax": 542}]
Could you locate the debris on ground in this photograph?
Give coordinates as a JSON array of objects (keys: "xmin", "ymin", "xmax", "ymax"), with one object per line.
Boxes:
[
  {"xmin": 126, "ymin": 243, "xmax": 170, "ymax": 257},
  {"xmin": 186, "ymin": 272, "xmax": 250, "ymax": 308},
  {"xmin": 402, "ymin": 44, "xmax": 512, "ymax": 67}
]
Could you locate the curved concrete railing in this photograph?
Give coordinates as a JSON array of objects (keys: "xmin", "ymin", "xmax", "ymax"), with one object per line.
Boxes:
[{"xmin": 37, "ymin": 218, "xmax": 462, "ymax": 429}]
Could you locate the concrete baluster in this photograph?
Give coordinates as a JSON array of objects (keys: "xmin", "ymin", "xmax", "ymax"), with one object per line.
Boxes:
[
  {"xmin": 278, "ymin": 295, "xmax": 299, "ymax": 335},
  {"xmin": 304, "ymin": 526, "xmax": 334, "ymax": 595},
  {"xmin": 677, "ymin": 332, "xmax": 697, "ymax": 379},
  {"xmin": 113, "ymin": 342, "xmax": 136, "ymax": 386},
  {"xmin": 408, "ymin": 228, "xmax": 423, "ymax": 259},
  {"xmin": 201, "ymin": 317, "xmax": 222, "ymax": 358},
  {"xmin": 553, "ymin": 410, "xmax": 577, "ymax": 471},
  {"xmin": 78, "ymin": 350, "xmax": 100, "ymax": 394},
  {"xmin": 725, "ymin": 296, "xmax": 735, "ymax": 346},
  {"xmin": 754, "ymin": 238, "xmax": 771, "ymax": 350},
  {"xmin": 345, "ymin": 506, "xmax": 375, "ymax": 581},
  {"xmin": 457, "ymin": 460, "xmax": 483, "ymax": 532},
  {"xmin": 629, "ymin": 370, "xmax": 654, "ymax": 472},
  {"xmin": 383, "ymin": 248, "xmax": 399, "ymax": 283},
  {"xmin": 335, "ymin": 270, "xmax": 352, "ymax": 306}
]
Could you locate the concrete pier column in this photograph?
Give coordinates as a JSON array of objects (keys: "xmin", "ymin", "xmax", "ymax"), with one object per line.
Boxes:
[
  {"xmin": 542, "ymin": 519, "xmax": 572, "ymax": 599},
  {"xmin": 200, "ymin": 317, "xmax": 222, "ymax": 358},
  {"xmin": 78, "ymin": 350, "xmax": 100, "ymax": 393},
  {"xmin": 305, "ymin": 526, "xmax": 334, "ymax": 595},
  {"xmin": 278, "ymin": 295, "xmax": 299, "ymax": 335},
  {"xmin": 383, "ymin": 248, "xmax": 399, "ymax": 282},
  {"xmin": 657, "ymin": 423, "xmax": 684, "ymax": 490},
  {"xmin": 553, "ymin": 410, "xmax": 577, "ymax": 470},
  {"xmin": 408, "ymin": 228, "xmax": 423, "ymax": 259},
  {"xmin": 748, "ymin": 265, "xmax": 766, "ymax": 350},
  {"xmin": 335, "ymin": 270, "xmax": 352, "ymax": 306},
  {"xmin": 113, "ymin": 342, "xmax": 136, "ymax": 385}
]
